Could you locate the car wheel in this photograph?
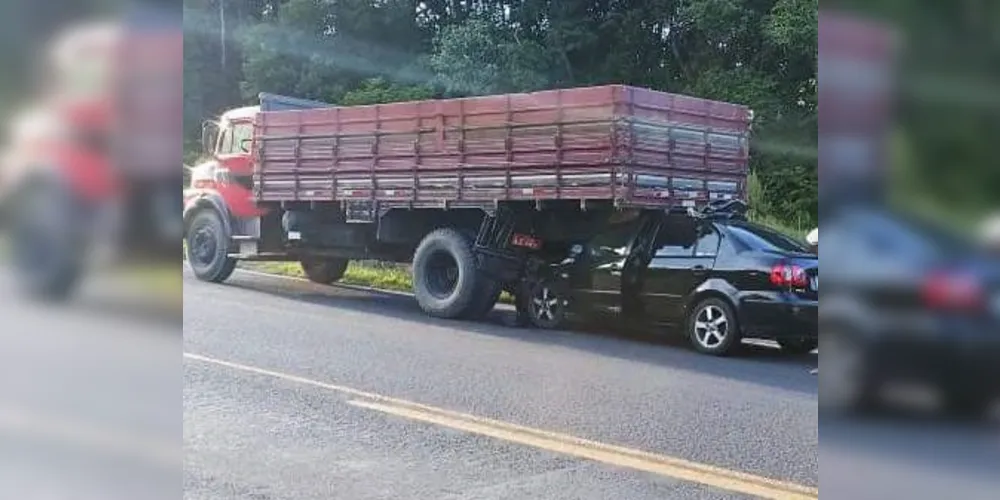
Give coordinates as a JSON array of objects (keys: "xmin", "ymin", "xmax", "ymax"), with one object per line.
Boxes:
[
  {"xmin": 818, "ymin": 326, "xmax": 877, "ymax": 415},
  {"xmin": 527, "ymin": 280, "xmax": 568, "ymax": 329},
  {"xmin": 687, "ymin": 298, "xmax": 741, "ymax": 356},
  {"xmin": 942, "ymin": 389, "xmax": 995, "ymax": 422},
  {"xmin": 778, "ymin": 338, "xmax": 818, "ymax": 356},
  {"xmin": 300, "ymin": 257, "xmax": 349, "ymax": 284}
]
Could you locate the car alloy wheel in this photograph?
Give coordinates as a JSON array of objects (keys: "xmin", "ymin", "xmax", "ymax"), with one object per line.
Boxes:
[
  {"xmin": 529, "ymin": 282, "xmax": 565, "ymax": 329},
  {"xmin": 818, "ymin": 329, "xmax": 873, "ymax": 414},
  {"xmin": 693, "ymin": 304, "xmax": 729, "ymax": 349}
]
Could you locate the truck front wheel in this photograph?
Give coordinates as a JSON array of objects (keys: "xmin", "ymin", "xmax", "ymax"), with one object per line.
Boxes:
[
  {"xmin": 412, "ymin": 228, "xmax": 487, "ymax": 319},
  {"xmin": 300, "ymin": 258, "xmax": 349, "ymax": 285},
  {"xmin": 185, "ymin": 210, "xmax": 236, "ymax": 283},
  {"xmin": 10, "ymin": 182, "xmax": 84, "ymax": 301}
]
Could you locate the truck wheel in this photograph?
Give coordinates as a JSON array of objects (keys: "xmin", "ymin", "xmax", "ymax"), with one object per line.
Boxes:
[
  {"xmin": 412, "ymin": 228, "xmax": 484, "ymax": 319},
  {"xmin": 185, "ymin": 210, "xmax": 236, "ymax": 283},
  {"xmin": 10, "ymin": 184, "xmax": 83, "ymax": 301},
  {"xmin": 462, "ymin": 279, "xmax": 502, "ymax": 320},
  {"xmin": 300, "ymin": 258, "xmax": 349, "ymax": 285}
]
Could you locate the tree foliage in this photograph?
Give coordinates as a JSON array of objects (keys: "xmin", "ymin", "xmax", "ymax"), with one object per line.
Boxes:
[{"xmin": 184, "ymin": 0, "xmax": 820, "ymax": 228}]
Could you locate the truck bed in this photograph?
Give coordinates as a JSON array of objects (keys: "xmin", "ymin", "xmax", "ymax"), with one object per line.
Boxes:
[{"xmin": 252, "ymin": 85, "xmax": 751, "ymax": 209}]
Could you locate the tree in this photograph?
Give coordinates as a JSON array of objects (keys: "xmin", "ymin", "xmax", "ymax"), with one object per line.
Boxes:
[{"xmin": 184, "ymin": 0, "xmax": 822, "ymax": 228}]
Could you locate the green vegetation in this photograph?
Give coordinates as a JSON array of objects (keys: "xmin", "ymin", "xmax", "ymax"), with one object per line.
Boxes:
[
  {"xmin": 242, "ymin": 260, "xmax": 515, "ymax": 303},
  {"xmin": 184, "ymin": 0, "xmax": 819, "ymax": 230},
  {"xmin": 248, "ymin": 261, "xmax": 413, "ymax": 292}
]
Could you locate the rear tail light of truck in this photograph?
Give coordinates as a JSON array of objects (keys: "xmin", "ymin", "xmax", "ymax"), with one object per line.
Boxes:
[
  {"xmin": 770, "ymin": 263, "xmax": 810, "ymax": 289},
  {"xmin": 921, "ymin": 271, "xmax": 985, "ymax": 312}
]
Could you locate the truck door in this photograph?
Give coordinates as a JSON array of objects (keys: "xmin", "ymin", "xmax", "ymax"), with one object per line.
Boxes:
[
  {"xmin": 573, "ymin": 211, "xmax": 643, "ymax": 316},
  {"xmin": 215, "ymin": 118, "xmax": 254, "ymax": 178},
  {"xmin": 642, "ymin": 215, "xmax": 701, "ymax": 325}
]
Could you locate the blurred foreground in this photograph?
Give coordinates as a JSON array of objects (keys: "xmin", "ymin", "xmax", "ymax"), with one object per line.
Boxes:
[
  {"xmin": 0, "ymin": 1, "xmax": 180, "ymax": 499},
  {"xmin": 820, "ymin": 3, "xmax": 999, "ymax": 499}
]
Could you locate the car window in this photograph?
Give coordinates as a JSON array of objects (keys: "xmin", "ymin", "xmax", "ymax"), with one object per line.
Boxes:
[
  {"xmin": 590, "ymin": 212, "xmax": 642, "ymax": 257},
  {"xmin": 694, "ymin": 226, "xmax": 721, "ymax": 256},
  {"xmin": 726, "ymin": 221, "xmax": 808, "ymax": 253},
  {"xmin": 653, "ymin": 217, "xmax": 698, "ymax": 257}
]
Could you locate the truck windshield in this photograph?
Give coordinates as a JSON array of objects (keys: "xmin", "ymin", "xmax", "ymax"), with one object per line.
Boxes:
[{"xmin": 726, "ymin": 221, "xmax": 810, "ymax": 253}]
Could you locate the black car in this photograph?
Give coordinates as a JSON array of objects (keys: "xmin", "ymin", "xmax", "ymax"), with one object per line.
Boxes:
[
  {"xmin": 520, "ymin": 205, "xmax": 818, "ymax": 356},
  {"xmin": 819, "ymin": 206, "xmax": 1000, "ymax": 418}
]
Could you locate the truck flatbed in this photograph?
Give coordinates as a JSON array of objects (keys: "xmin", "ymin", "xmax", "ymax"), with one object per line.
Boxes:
[{"xmin": 252, "ymin": 85, "xmax": 750, "ymax": 209}]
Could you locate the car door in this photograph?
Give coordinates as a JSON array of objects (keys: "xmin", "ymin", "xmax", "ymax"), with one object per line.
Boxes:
[
  {"xmin": 641, "ymin": 216, "xmax": 700, "ymax": 325},
  {"xmin": 571, "ymin": 212, "xmax": 644, "ymax": 316}
]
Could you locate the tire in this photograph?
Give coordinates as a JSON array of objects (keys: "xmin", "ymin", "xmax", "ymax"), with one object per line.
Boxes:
[
  {"xmin": 687, "ymin": 297, "xmax": 741, "ymax": 356},
  {"xmin": 526, "ymin": 280, "xmax": 568, "ymax": 330},
  {"xmin": 942, "ymin": 390, "xmax": 995, "ymax": 421},
  {"xmin": 778, "ymin": 338, "xmax": 818, "ymax": 355},
  {"xmin": 10, "ymin": 183, "xmax": 84, "ymax": 301},
  {"xmin": 300, "ymin": 258, "xmax": 349, "ymax": 285},
  {"xmin": 462, "ymin": 278, "xmax": 502, "ymax": 320},
  {"xmin": 818, "ymin": 326, "xmax": 878, "ymax": 415},
  {"xmin": 411, "ymin": 228, "xmax": 484, "ymax": 319},
  {"xmin": 185, "ymin": 209, "xmax": 236, "ymax": 283}
]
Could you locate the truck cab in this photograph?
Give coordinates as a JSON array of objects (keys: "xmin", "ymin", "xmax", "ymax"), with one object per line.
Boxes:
[{"xmin": 4, "ymin": 9, "xmax": 182, "ymax": 300}]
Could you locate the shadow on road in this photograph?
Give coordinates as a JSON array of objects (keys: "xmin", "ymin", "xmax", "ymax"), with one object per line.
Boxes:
[{"xmin": 214, "ymin": 271, "xmax": 817, "ymax": 395}]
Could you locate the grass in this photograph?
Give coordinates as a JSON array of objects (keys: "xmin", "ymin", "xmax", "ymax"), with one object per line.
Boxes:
[
  {"xmin": 241, "ymin": 260, "xmax": 516, "ymax": 303},
  {"xmin": 245, "ymin": 260, "xmax": 414, "ymax": 292}
]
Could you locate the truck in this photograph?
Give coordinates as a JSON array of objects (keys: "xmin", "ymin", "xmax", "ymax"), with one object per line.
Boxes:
[
  {"xmin": 184, "ymin": 85, "xmax": 751, "ymax": 320},
  {"xmin": 2, "ymin": 7, "xmax": 182, "ymax": 300}
]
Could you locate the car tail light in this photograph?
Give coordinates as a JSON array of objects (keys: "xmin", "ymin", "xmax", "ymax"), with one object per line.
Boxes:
[
  {"xmin": 770, "ymin": 263, "xmax": 809, "ymax": 289},
  {"xmin": 921, "ymin": 271, "xmax": 984, "ymax": 311}
]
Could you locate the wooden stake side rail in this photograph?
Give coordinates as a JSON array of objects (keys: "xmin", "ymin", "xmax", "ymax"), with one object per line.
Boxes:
[{"xmin": 253, "ymin": 85, "xmax": 751, "ymax": 208}]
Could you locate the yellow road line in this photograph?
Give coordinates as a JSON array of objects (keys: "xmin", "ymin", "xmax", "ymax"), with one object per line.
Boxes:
[{"xmin": 184, "ymin": 352, "xmax": 818, "ymax": 500}]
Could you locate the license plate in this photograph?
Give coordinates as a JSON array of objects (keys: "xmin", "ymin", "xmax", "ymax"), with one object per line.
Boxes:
[{"xmin": 510, "ymin": 233, "xmax": 542, "ymax": 250}]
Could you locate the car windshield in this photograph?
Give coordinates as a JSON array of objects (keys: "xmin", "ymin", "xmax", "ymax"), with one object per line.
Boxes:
[{"xmin": 725, "ymin": 221, "xmax": 810, "ymax": 253}]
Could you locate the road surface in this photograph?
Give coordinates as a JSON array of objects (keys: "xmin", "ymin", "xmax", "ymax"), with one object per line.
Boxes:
[
  {"xmin": 184, "ymin": 268, "xmax": 819, "ymax": 499},
  {"xmin": 0, "ymin": 265, "xmax": 180, "ymax": 500}
]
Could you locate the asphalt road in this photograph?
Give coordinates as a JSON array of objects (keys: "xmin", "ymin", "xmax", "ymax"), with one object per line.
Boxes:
[
  {"xmin": 0, "ymin": 265, "xmax": 180, "ymax": 500},
  {"xmin": 184, "ymin": 268, "xmax": 819, "ymax": 499}
]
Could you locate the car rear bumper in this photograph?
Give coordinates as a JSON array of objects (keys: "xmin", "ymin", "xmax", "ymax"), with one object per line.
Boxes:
[{"xmin": 738, "ymin": 293, "xmax": 818, "ymax": 339}]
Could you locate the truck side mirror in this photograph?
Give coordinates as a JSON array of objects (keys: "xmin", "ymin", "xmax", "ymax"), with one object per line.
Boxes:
[
  {"xmin": 239, "ymin": 138, "xmax": 251, "ymax": 153},
  {"xmin": 201, "ymin": 120, "xmax": 219, "ymax": 156}
]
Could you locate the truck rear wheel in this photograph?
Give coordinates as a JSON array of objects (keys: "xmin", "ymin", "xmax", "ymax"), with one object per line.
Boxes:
[
  {"xmin": 300, "ymin": 258, "xmax": 349, "ymax": 285},
  {"xmin": 185, "ymin": 210, "xmax": 236, "ymax": 283},
  {"xmin": 412, "ymin": 228, "xmax": 491, "ymax": 319},
  {"xmin": 462, "ymin": 279, "xmax": 502, "ymax": 320}
]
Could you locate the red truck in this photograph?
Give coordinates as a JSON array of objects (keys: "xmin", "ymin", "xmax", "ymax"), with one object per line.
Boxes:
[
  {"xmin": 184, "ymin": 85, "xmax": 751, "ymax": 320},
  {"xmin": 2, "ymin": 8, "xmax": 182, "ymax": 300}
]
